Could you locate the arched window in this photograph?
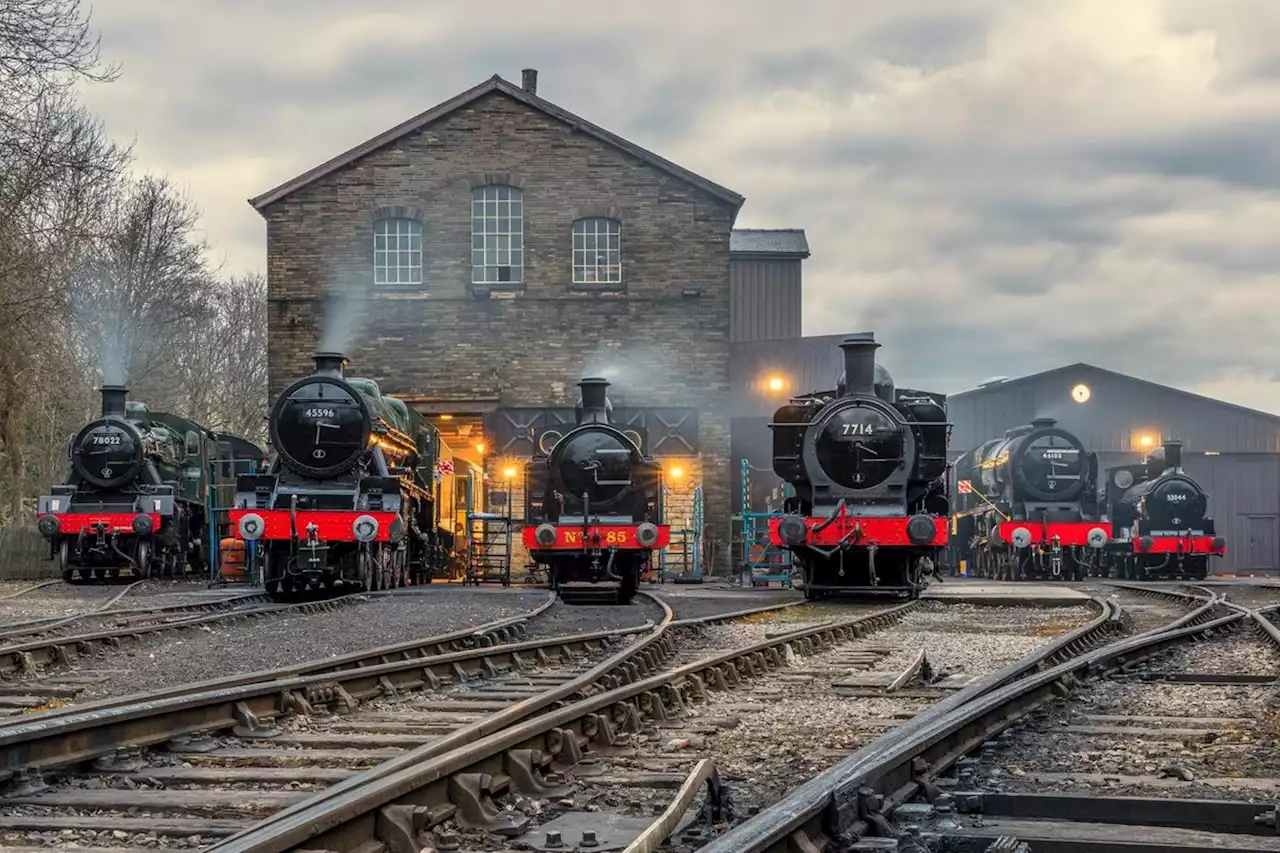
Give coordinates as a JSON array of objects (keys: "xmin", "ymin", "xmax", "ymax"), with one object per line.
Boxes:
[
  {"xmin": 572, "ymin": 218, "xmax": 621, "ymax": 284},
  {"xmin": 373, "ymin": 218, "xmax": 423, "ymax": 285},
  {"xmin": 471, "ymin": 185, "xmax": 523, "ymax": 284}
]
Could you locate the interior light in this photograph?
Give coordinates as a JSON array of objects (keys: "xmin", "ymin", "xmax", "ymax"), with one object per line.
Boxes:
[
  {"xmin": 669, "ymin": 466, "xmax": 684, "ymax": 480},
  {"xmin": 439, "ymin": 414, "xmax": 453, "ymax": 420},
  {"xmin": 767, "ymin": 376, "xmax": 785, "ymax": 392},
  {"xmin": 475, "ymin": 443, "xmax": 485, "ymax": 454},
  {"xmin": 1139, "ymin": 435, "xmax": 1154, "ymax": 448}
]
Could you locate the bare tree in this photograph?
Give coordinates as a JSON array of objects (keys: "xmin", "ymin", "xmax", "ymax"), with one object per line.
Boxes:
[{"xmin": 179, "ymin": 272, "xmax": 269, "ymax": 444}]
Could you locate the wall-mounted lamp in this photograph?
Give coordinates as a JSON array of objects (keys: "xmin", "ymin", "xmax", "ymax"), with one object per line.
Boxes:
[{"xmin": 1071, "ymin": 383, "xmax": 1091, "ymax": 403}]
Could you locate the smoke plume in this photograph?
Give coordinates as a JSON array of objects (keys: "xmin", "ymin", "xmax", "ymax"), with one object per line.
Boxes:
[{"xmin": 318, "ymin": 290, "xmax": 363, "ymax": 355}]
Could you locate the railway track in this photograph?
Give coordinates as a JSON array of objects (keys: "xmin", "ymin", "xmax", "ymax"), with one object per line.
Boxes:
[
  {"xmin": 0, "ymin": 591, "xmax": 813, "ymax": 850},
  {"xmin": 696, "ymin": 587, "xmax": 1264, "ymax": 852},
  {"xmin": 0, "ymin": 592, "xmax": 383, "ymax": 711},
  {"xmin": 164, "ymin": 594, "xmax": 1146, "ymax": 853}
]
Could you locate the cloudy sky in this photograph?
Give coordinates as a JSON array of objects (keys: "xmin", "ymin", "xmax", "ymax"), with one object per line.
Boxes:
[{"xmin": 77, "ymin": 0, "xmax": 1280, "ymax": 411}]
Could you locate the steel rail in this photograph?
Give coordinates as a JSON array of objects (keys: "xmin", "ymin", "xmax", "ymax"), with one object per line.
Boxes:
[
  {"xmin": 0, "ymin": 579, "xmax": 61, "ymax": 601},
  {"xmin": 622, "ymin": 758, "xmax": 718, "ymax": 853},
  {"xmin": 0, "ymin": 580, "xmax": 144, "ymax": 637},
  {"xmin": 699, "ymin": 599, "xmax": 1253, "ymax": 852},
  {"xmin": 0, "ymin": 591, "xmax": 559, "ymax": 728},
  {"xmin": 0, "ymin": 589, "xmax": 268, "ymax": 642},
  {"xmin": 0, "ymin": 591, "xmax": 371, "ymax": 677},
  {"xmin": 207, "ymin": 600, "xmax": 925, "ymax": 853}
]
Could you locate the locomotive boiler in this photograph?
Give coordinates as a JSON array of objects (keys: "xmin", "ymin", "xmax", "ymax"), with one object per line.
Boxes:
[
  {"xmin": 768, "ymin": 333, "xmax": 951, "ymax": 600},
  {"xmin": 950, "ymin": 418, "xmax": 1108, "ymax": 581},
  {"xmin": 35, "ymin": 385, "xmax": 257, "ymax": 583},
  {"xmin": 1101, "ymin": 440, "xmax": 1225, "ymax": 580},
  {"xmin": 230, "ymin": 352, "xmax": 450, "ymax": 598},
  {"xmin": 522, "ymin": 377, "xmax": 669, "ymax": 605}
]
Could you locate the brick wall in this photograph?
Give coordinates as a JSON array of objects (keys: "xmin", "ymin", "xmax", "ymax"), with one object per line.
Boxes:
[{"xmin": 259, "ymin": 91, "xmax": 737, "ymax": 570}]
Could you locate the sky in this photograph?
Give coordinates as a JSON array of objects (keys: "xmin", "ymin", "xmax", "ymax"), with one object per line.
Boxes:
[{"xmin": 75, "ymin": 0, "xmax": 1280, "ymax": 412}]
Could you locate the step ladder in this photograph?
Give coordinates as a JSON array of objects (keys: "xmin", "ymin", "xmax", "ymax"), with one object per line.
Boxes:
[{"xmin": 465, "ymin": 469, "xmax": 511, "ymax": 586}]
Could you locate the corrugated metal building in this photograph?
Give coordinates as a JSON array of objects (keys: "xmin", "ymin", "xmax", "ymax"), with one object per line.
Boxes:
[{"xmin": 947, "ymin": 363, "xmax": 1280, "ymax": 574}]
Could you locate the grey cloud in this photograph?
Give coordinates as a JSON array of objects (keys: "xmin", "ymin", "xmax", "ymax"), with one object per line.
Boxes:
[{"xmin": 72, "ymin": 0, "xmax": 1280, "ymax": 412}]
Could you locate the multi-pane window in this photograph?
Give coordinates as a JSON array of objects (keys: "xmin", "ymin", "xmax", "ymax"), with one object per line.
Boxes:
[
  {"xmin": 471, "ymin": 185, "xmax": 523, "ymax": 284},
  {"xmin": 373, "ymin": 218, "xmax": 423, "ymax": 285},
  {"xmin": 572, "ymin": 218, "xmax": 621, "ymax": 285}
]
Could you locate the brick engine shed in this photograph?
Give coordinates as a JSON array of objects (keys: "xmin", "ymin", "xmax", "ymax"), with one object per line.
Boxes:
[{"xmin": 250, "ymin": 69, "xmax": 812, "ymax": 576}]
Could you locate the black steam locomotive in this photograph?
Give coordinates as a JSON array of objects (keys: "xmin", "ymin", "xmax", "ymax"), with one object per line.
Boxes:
[
  {"xmin": 950, "ymin": 418, "xmax": 1108, "ymax": 581},
  {"xmin": 768, "ymin": 333, "xmax": 950, "ymax": 600},
  {"xmin": 1101, "ymin": 439, "xmax": 1225, "ymax": 580},
  {"xmin": 36, "ymin": 384, "xmax": 262, "ymax": 583},
  {"xmin": 230, "ymin": 352, "xmax": 451, "ymax": 598},
  {"xmin": 521, "ymin": 378, "xmax": 668, "ymax": 605}
]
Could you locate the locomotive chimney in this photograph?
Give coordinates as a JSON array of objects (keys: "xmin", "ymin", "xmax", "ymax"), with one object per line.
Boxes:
[
  {"xmin": 312, "ymin": 352, "xmax": 348, "ymax": 378},
  {"xmin": 1030, "ymin": 417, "xmax": 1057, "ymax": 429},
  {"xmin": 1162, "ymin": 439, "xmax": 1183, "ymax": 472},
  {"xmin": 100, "ymin": 385, "xmax": 128, "ymax": 418},
  {"xmin": 838, "ymin": 333, "xmax": 879, "ymax": 397},
  {"xmin": 577, "ymin": 377, "xmax": 611, "ymax": 425}
]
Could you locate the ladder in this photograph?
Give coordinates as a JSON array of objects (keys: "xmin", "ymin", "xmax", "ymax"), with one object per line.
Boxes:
[
  {"xmin": 660, "ymin": 485, "xmax": 703, "ymax": 583},
  {"xmin": 465, "ymin": 469, "xmax": 511, "ymax": 586},
  {"xmin": 737, "ymin": 458, "xmax": 793, "ymax": 587},
  {"xmin": 207, "ymin": 450, "xmax": 262, "ymax": 587}
]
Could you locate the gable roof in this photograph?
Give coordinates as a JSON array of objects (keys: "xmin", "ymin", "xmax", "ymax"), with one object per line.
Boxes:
[
  {"xmin": 248, "ymin": 74, "xmax": 747, "ymax": 214},
  {"xmin": 730, "ymin": 229, "xmax": 810, "ymax": 258},
  {"xmin": 952, "ymin": 362, "xmax": 1280, "ymax": 424}
]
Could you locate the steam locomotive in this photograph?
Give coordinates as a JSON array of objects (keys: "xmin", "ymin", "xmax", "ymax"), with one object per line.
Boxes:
[
  {"xmin": 1100, "ymin": 439, "xmax": 1226, "ymax": 579},
  {"xmin": 950, "ymin": 418, "xmax": 1109, "ymax": 581},
  {"xmin": 230, "ymin": 353, "xmax": 451, "ymax": 599},
  {"xmin": 768, "ymin": 333, "xmax": 951, "ymax": 600},
  {"xmin": 521, "ymin": 378, "xmax": 669, "ymax": 605},
  {"xmin": 35, "ymin": 385, "xmax": 263, "ymax": 583}
]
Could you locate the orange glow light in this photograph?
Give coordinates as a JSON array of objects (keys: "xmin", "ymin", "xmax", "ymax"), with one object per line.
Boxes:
[
  {"xmin": 503, "ymin": 466, "xmax": 517, "ymax": 479},
  {"xmin": 1139, "ymin": 435, "xmax": 1154, "ymax": 448},
  {"xmin": 669, "ymin": 466, "xmax": 684, "ymax": 480},
  {"xmin": 475, "ymin": 443, "xmax": 485, "ymax": 454},
  {"xmin": 767, "ymin": 376, "xmax": 785, "ymax": 392}
]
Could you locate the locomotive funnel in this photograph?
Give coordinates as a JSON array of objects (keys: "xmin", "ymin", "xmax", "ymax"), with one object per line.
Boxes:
[
  {"xmin": 312, "ymin": 352, "xmax": 348, "ymax": 378},
  {"xmin": 838, "ymin": 333, "xmax": 879, "ymax": 397},
  {"xmin": 1030, "ymin": 417, "xmax": 1057, "ymax": 429},
  {"xmin": 100, "ymin": 385, "xmax": 128, "ymax": 418},
  {"xmin": 1162, "ymin": 439, "xmax": 1184, "ymax": 472},
  {"xmin": 576, "ymin": 377, "xmax": 612, "ymax": 425}
]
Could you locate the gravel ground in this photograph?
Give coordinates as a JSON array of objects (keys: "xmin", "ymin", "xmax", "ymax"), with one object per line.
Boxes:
[
  {"xmin": 0, "ymin": 579, "xmax": 249, "ymax": 627},
  {"xmin": 585, "ymin": 602, "xmax": 1095, "ymax": 821},
  {"xmin": 982, "ymin": 630, "xmax": 1280, "ymax": 803},
  {"xmin": 522, "ymin": 596, "xmax": 666, "ymax": 640},
  {"xmin": 651, "ymin": 587, "xmax": 802, "ymax": 622},
  {"xmin": 50, "ymin": 589, "xmax": 549, "ymax": 701}
]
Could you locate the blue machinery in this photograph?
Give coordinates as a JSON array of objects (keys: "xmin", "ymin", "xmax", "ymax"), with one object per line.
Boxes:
[{"xmin": 735, "ymin": 458, "xmax": 793, "ymax": 587}]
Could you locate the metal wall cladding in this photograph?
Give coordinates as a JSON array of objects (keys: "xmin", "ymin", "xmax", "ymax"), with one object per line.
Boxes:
[
  {"xmin": 729, "ymin": 334, "xmax": 848, "ymax": 419},
  {"xmin": 729, "ymin": 257, "xmax": 802, "ymax": 343},
  {"xmin": 731, "ymin": 416, "xmax": 783, "ymax": 513},
  {"xmin": 947, "ymin": 365, "xmax": 1280, "ymax": 455}
]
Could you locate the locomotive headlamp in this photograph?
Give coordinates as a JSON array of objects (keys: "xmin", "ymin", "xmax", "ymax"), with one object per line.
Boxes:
[
  {"xmin": 778, "ymin": 514, "xmax": 808, "ymax": 547},
  {"xmin": 535, "ymin": 523, "xmax": 557, "ymax": 547},
  {"xmin": 906, "ymin": 514, "xmax": 938, "ymax": 545},
  {"xmin": 238, "ymin": 513, "xmax": 265, "ymax": 541},
  {"xmin": 1087, "ymin": 527, "xmax": 1109, "ymax": 549},
  {"xmin": 37, "ymin": 515, "xmax": 59, "ymax": 537},
  {"xmin": 352, "ymin": 514, "xmax": 379, "ymax": 543},
  {"xmin": 1071, "ymin": 383, "xmax": 1091, "ymax": 403},
  {"xmin": 636, "ymin": 522, "xmax": 660, "ymax": 548},
  {"xmin": 1010, "ymin": 526, "xmax": 1032, "ymax": 549},
  {"xmin": 132, "ymin": 513, "xmax": 154, "ymax": 535}
]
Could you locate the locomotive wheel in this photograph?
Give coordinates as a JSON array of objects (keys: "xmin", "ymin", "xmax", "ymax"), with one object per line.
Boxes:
[
  {"xmin": 59, "ymin": 541, "xmax": 76, "ymax": 584},
  {"xmin": 136, "ymin": 541, "xmax": 152, "ymax": 579}
]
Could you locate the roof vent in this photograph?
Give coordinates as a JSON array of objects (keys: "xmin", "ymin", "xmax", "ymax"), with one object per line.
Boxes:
[{"xmin": 521, "ymin": 69, "xmax": 537, "ymax": 95}]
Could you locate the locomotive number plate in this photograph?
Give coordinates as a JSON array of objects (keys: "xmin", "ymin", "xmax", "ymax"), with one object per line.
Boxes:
[{"xmin": 561, "ymin": 527, "xmax": 635, "ymax": 546}]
